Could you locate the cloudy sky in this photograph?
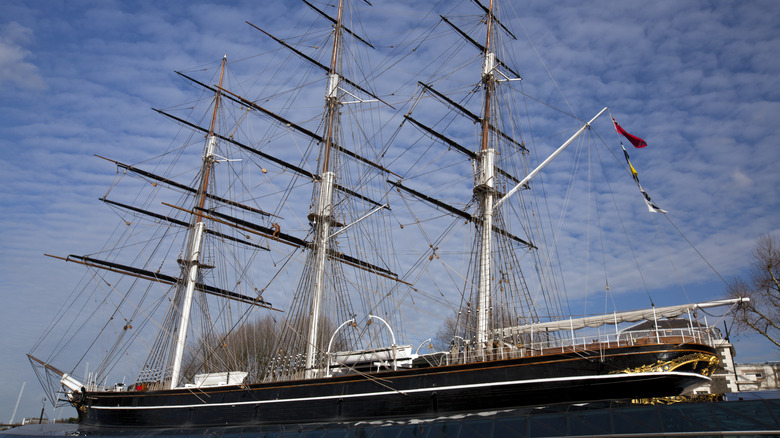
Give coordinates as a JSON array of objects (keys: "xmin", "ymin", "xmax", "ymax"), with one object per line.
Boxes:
[{"xmin": 1, "ymin": 0, "xmax": 779, "ymax": 421}]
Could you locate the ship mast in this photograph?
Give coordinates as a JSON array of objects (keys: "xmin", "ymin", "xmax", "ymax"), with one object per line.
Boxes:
[
  {"xmin": 475, "ymin": 0, "xmax": 496, "ymax": 358},
  {"xmin": 169, "ymin": 56, "xmax": 227, "ymax": 389},
  {"xmin": 304, "ymin": 0, "xmax": 344, "ymax": 379}
]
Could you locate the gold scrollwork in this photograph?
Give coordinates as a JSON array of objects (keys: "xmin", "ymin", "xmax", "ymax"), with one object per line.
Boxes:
[
  {"xmin": 631, "ymin": 393, "xmax": 724, "ymax": 405},
  {"xmin": 611, "ymin": 353, "xmax": 722, "ymax": 405},
  {"xmin": 610, "ymin": 352, "xmax": 719, "ymax": 376}
]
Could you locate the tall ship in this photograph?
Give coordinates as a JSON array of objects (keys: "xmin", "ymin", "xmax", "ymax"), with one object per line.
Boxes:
[{"xmin": 28, "ymin": 0, "xmax": 744, "ymax": 429}]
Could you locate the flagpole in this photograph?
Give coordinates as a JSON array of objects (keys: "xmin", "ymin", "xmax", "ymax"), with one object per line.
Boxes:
[{"xmin": 493, "ymin": 107, "xmax": 607, "ymax": 210}]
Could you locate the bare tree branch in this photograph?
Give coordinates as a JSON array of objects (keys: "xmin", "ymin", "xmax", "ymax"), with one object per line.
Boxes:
[{"xmin": 727, "ymin": 234, "xmax": 780, "ymax": 349}]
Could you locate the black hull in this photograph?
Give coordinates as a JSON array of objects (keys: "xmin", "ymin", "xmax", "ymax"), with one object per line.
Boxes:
[{"xmin": 78, "ymin": 342, "xmax": 715, "ymax": 429}]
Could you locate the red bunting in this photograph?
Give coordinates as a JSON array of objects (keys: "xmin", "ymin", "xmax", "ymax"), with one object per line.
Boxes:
[{"xmin": 612, "ymin": 117, "xmax": 647, "ymax": 148}]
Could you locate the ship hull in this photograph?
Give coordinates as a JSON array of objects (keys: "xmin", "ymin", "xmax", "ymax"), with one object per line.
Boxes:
[{"xmin": 77, "ymin": 342, "xmax": 715, "ymax": 429}]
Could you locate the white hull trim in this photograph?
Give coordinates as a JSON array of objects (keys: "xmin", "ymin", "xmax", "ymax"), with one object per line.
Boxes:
[{"xmin": 91, "ymin": 371, "xmax": 709, "ymax": 410}]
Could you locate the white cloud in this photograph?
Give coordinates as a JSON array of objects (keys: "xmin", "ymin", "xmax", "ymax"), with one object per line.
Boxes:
[
  {"xmin": 0, "ymin": 22, "xmax": 45, "ymax": 91},
  {"xmin": 731, "ymin": 167, "xmax": 753, "ymax": 188}
]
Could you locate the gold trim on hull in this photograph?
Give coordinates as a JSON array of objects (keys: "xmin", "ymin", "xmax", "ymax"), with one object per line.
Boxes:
[{"xmin": 610, "ymin": 352, "xmax": 720, "ymax": 404}]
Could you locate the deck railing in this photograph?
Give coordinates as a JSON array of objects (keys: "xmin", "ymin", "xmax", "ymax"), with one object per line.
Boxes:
[{"xmin": 445, "ymin": 327, "xmax": 718, "ymax": 365}]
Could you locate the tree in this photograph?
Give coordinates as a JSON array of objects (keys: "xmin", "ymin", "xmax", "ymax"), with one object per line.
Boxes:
[
  {"xmin": 432, "ymin": 316, "xmax": 459, "ymax": 351},
  {"xmin": 182, "ymin": 314, "xmax": 279, "ymax": 382},
  {"xmin": 727, "ymin": 234, "xmax": 780, "ymax": 348}
]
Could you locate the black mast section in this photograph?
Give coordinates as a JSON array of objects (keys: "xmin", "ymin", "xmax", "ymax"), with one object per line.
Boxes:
[
  {"xmin": 439, "ymin": 15, "xmax": 521, "ymax": 79},
  {"xmin": 418, "ymin": 82, "xmax": 526, "ymax": 152},
  {"xmin": 59, "ymin": 254, "xmax": 277, "ymax": 310},
  {"xmin": 388, "ymin": 180, "xmax": 535, "ymax": 249},
  {"xmin": 302, "ymin": 0, "xmax": 374, "ymax": 48}
]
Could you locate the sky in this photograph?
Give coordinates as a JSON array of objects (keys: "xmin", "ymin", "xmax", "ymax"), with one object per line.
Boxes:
[{"xmin": 1, "ymin": 0, "xmax": 780, "ymax": 422}]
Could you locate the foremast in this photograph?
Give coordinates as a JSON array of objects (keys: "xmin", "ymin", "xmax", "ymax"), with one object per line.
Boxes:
[
  {"xmin": 305, "ymin": 0, "xmax": 344, "ymax": 379},
  {"xmin": 169, "ymin": 56, "xmax": 227, "ymax": 389}
]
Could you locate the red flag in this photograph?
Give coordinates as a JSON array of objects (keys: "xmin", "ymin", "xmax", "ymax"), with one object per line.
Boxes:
[{"xmin": 612, "ymin": 117, "xmax": 647, "ymax": 148}]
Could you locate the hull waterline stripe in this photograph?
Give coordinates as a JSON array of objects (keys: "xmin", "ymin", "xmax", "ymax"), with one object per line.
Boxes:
[{"xmin": 90, "ymin": 371, "xmax": 708, "ymax": 410}]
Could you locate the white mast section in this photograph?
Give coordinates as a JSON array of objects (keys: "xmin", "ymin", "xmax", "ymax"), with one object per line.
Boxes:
[
  {"xmin": 169, "ymin": 220, "xmax": 206, "ymax": 388},
  {"xmin": 305, "ymin": 171, "xmax": 335, "ymax": 378},
  {"xmin": 493, "ymin": 107, "xmax": 608, "ymax": 210},
  {"xmin": 476, "ymin": 148, "xmax": 495, "ymax": 352}
]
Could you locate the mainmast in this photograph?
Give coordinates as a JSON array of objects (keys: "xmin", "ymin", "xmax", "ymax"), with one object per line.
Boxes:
[
  {"xmin": 169, "ymin": 56, "xmax": 227, "ymax": 389},
  {"xmin": 475, "ymin": 0, "xmax": 496, "ymax": 358},
  {"xmin": 305, "ymin": 0, "xmax": 344, "ymax": 379}
]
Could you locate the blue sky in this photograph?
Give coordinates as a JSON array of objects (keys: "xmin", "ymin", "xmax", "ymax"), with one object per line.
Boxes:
[{"xmin": 1, "ymin": 0, "xmax": 779, "ymax": 421}]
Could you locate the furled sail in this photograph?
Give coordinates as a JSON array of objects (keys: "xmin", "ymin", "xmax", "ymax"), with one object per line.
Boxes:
[{"xmin": 494, "ymin": 298, "xmax": 748, "ymax": 336}]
